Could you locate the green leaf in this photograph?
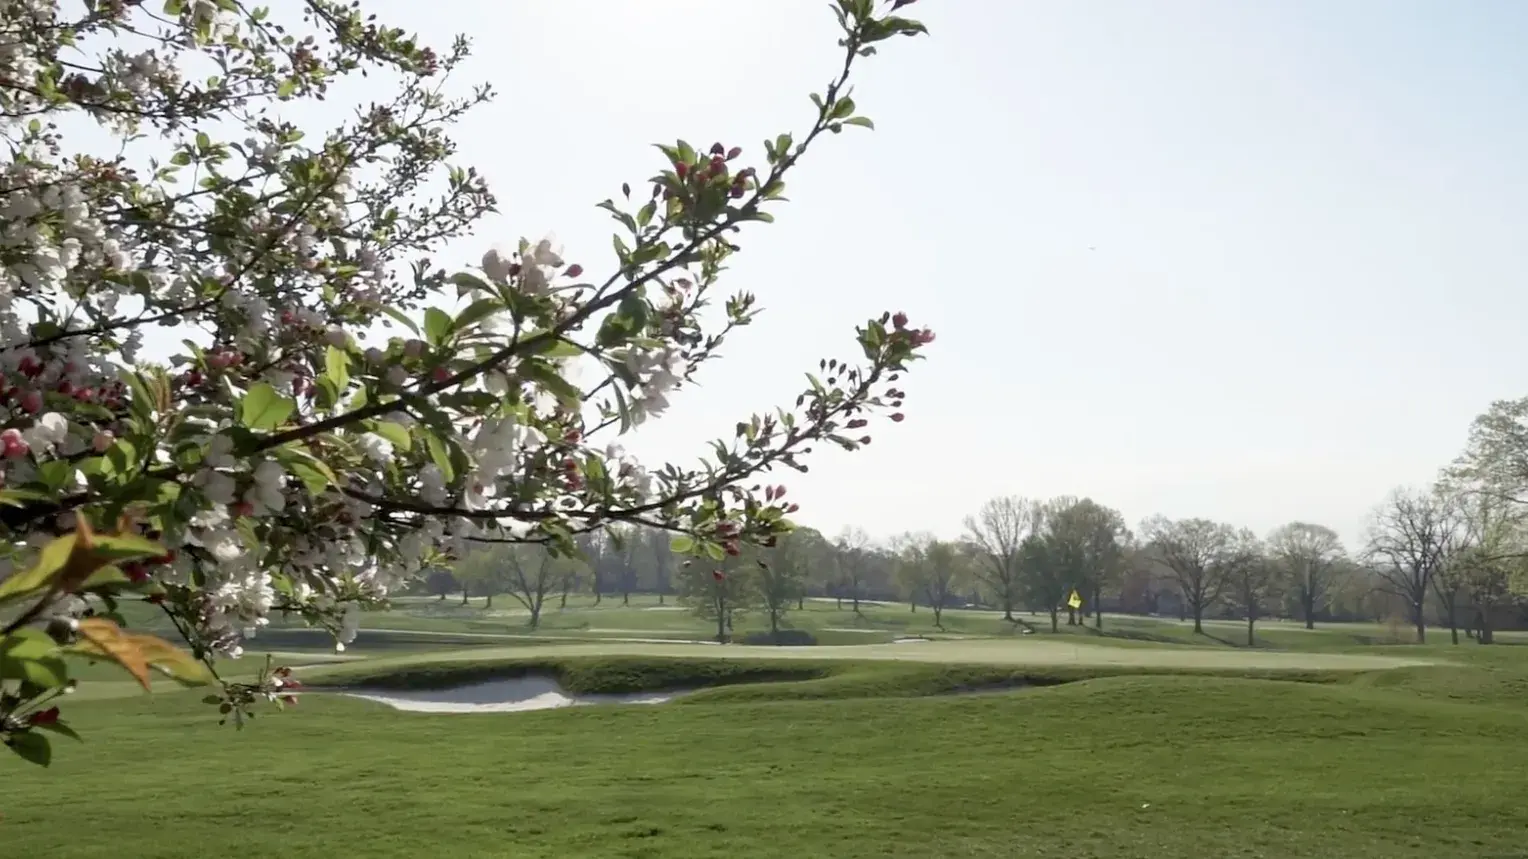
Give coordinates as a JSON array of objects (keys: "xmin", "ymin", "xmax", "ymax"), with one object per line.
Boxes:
[
  {"xmin": 370, "ymin": 421, "xmax": 412, "ymax": 450},
  {"xmin": 523, "ymin": 361, "xmax": 582, "ymax": 409},
  {"xmin": 422, "ymin": 430, "xmax": 455, "ymax": 483},
  {"xmin": 238, "ymin": 383, "xmax": 295, "ymax": 431},
  {"xmin": 90, "ymin": 533, "xmax": 165, "ymax": 562},
  {"xmin": 0, "ymin": 488, "xmax": 51, "ymax": 508},
  {"xmin": 0, "ymin": 535, "xmax": 73, "ymax": 605},
  {"xmin": 454, "ymin": 298, "xmax": 504, "ymax": 332},
  {"xmin": 269, "ymin": 447, "xmax": 337, "ymax": 496},
  {"xmin": 325, "ymin": 346, "xmax": 351, "ymax": 390},
  {"xmin": 163, "ymin": 0, "xmax": 186, "ymax": 14},
  {"xmin": 830, "ymin": 96, "xmax": 856, "ymax": 120},
  {"xmin": 6, "ymin": 731, "xmax": 52, "ymax": 767},
  {"xmin": 36, "ymin": 459, "xmax": 72, "ymax": 492},
  {"xmin": 379, "ymin": 306, "xmax": 420, "ymax": 335},
  {"xmin": 0, "ymin": 630, "xmax": 66, "ymax": 688},
  {"xmin": 423, "ymin": 307, "xmax": 452, "ymax": 346},
  {"xmin": 670, "ymin": 535, "xmax": 696, "ymax": 553},
  {"xmin": 842, "ymin": 116, "xmax": 875, "ymax": 130},
  {"xmin": 276, "ymin": 78, "xmax": 296, "ymax": 98},
  {"xmin": 703, "ymin": 541, "xmax": 726, "ymax": 562}
]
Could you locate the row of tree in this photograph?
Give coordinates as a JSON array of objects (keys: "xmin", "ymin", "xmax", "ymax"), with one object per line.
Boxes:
[{"xmin": 439, "ymin": 399, "xmax": 1528, "ymax": 644}]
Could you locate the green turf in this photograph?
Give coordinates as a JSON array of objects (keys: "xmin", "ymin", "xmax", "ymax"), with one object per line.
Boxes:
[{"xmin": 3, "ymin": 659, "xmax": 1526, "ymax": 858}]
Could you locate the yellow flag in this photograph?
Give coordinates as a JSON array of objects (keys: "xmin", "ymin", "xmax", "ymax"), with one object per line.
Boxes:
[{"xmin": 1066, "ymin": 590, "xmax": 1082, "ymax": 610}]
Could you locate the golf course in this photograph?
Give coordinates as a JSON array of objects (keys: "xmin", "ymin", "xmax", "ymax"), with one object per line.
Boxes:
[{"xmin": 5, "ymin": 598, "xmax": 1526, "ymax": 858}]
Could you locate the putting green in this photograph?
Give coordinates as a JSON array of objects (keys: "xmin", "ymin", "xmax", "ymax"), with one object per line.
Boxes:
[{"xmin": 325, "ymin": 637, "xmax": 1433, "ymax": 673}]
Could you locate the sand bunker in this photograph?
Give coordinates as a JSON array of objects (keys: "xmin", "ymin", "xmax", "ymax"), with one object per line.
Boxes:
[{"xmin": 338, "ymin": 676, "xmax": 687, "ymax": 714}]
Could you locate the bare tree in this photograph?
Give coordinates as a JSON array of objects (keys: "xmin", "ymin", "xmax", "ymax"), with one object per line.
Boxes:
[
  {"xmin": 505, "ymin": 547, "xmax": 563, "ymax": 630},
  {"xmin": 964, "ymin": 495, "xmax": 1042, "ymax": 622},
  {"xmin": 834, "ymin": 526, "xmax": 874, "ymax": 615},
  {"xmin": 1363, "ymin": 487, "xmax": 1459, "ymax": 643},
  {"xmin": 1222, "ymin": 531, "xmax": 1278, "ymax": 646},
  {"xmin": 756, "ymin": 537, "xmax": 810, "ymax": 637},
  {"xmin": 1266, "ymin": 522, "xmax": 1346, "ymax": 629},
  {"xmin": 895, "ymin": 535, "xmax": 966, "ymax": 629},
  {"xmin": 1140, "ymin": 516, "xmax": 1237, "ymax": 634}
]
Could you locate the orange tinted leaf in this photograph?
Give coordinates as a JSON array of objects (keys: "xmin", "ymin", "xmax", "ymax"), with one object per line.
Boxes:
[{"xmin": 71, "ymin": 618, "xmax": 151, "ymax": 690}]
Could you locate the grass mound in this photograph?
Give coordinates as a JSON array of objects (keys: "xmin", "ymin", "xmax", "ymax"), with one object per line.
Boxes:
[
  {"xmin": 306, "ymin": 653, "xmax": 1362, "ymax": 703},
  {"xmin": 309, "ymin": 655, "xmax": 832, "ymax": 695}
]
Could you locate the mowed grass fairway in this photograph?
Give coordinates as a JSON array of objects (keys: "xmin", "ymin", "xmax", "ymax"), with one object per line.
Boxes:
[{"xmin": 5, "ymin": 606, "xmax": 1528, "ymax": 858}]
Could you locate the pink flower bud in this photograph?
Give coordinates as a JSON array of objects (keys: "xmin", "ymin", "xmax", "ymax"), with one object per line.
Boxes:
[
  {"xmin": 19, "ymin": 390, "xmax": 41, "ymax": 414},
  {"xmin": 1, "ymin": 429, "xmax": 28, "ymax": 459},
  {"xmin": 565, "ymin": 264, "xmax": 583, "ymax": 278},
  {"xmin": 92, "ymin": 431, "xmax": 114, "ymax": 452}
]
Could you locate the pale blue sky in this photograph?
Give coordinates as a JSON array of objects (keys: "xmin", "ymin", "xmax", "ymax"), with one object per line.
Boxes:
[{"xmin": 179, "ymin": 1, "xmax": 1528, "ymax": 548}]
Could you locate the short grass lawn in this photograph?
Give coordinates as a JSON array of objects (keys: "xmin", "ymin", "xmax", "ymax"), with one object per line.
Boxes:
[{"xmin": 2, "ymin": 655, "xmax": 1526, "ymax": 858}]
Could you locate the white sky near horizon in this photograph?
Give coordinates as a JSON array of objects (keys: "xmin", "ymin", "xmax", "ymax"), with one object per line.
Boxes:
[{"xmin": 124, "ymin": 1, "xmax": 1528, "ymax": 550}]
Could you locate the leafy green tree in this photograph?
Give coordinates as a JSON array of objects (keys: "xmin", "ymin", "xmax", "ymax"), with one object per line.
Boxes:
[
  {"xmin": 1266, "ymin": 522, "xmax": 1346, "ymax": 629},
  {"xmin": 1043, "ymin": 498, "xmax": 1129, "ymax": 629},
  {"xmin": 1016, "ymin": 533, "xmax": 1070, "ymax": 633}
]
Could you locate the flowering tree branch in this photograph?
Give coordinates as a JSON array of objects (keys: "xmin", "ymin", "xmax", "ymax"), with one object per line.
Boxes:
[{"xmin": 0, "ymin": 0, "xmax": 931, "ymax": 765}]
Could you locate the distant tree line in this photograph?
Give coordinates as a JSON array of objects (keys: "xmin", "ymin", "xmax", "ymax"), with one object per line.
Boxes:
[{"xmin": 422, "ymin": 399, "xmax": 1528, "ymax": 645}]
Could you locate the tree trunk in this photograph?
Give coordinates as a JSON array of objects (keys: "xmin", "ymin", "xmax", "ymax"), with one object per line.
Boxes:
[
  {"xmin": 622, "ymin": 589, "xmax": 629, "ymax": 606},
  {"xmin": 1246, "ymin": 609, "xmax": 1255, "ymax": 647},
  {"xmin": 1414, "ymin": 610, "xmax": 1426, "ymax": 644},
  {"xmin": 528, "ymin": 604, "xmax": 542, "ymax": 630},
  {"xmin": 1049, "ymin": 608, "xmax": 1059, "ymax": 633},
  {"xmin": 836, "ymin": 594, "xmax": 842, "ymax": 611},
  {"xmin": 932, "ymin": 605, "xmax": 944, "ymax": 630},
  {"xmin": 1302, "ymin": 590, "xmax": 1316, "ymax": 630},
  {"xmin": 852, "ymin": 594, "xmax": 860, "ymax": 614},
  {"xmin": 1002, "ymin": 602, "xmax": 1014, "ymax": 622},
  {"xmin": 797, "ymin": 595, "xmax": 805, "ymax": 610},
  {"xmin": 485, "ymin": 593, "xmax": 493, "ymax": 609},
  {"xmin": 1444, "ymin": 600, "xmax": 1458, "ymax": 645},
  {"xmin": 1192, "ymin": 604, "xmax": 1203, "ymax": 634},
  {"xmin": 1478, "ymin": 609, "xmax": 1495, "ymax": 645},
  {"xmin": 769, "ymin": 609, "xmax": 780, "ymax": 635},
  {"xmin": 909, "ymin": 599, "xmax": 916, "ymax": 613},
  {"xmin": 437, "ymin": 592, "xmax": 445, "ymax": 601},
  {"xmin": 460, "ymin": 586, "xmax": 469, "ymax": 606},
  {"xmin": 1092, "ymin": 587, "xmax": 1103, "ymax": 630},
  {"xmin": 658, "ymin": 592, "xmax": 665, "ymax": 606}
]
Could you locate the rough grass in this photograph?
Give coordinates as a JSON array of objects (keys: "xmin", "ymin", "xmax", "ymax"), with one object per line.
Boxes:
[{"xmin": 4, "ymin": 662, "xmax": 1527, "ymax": 858}]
